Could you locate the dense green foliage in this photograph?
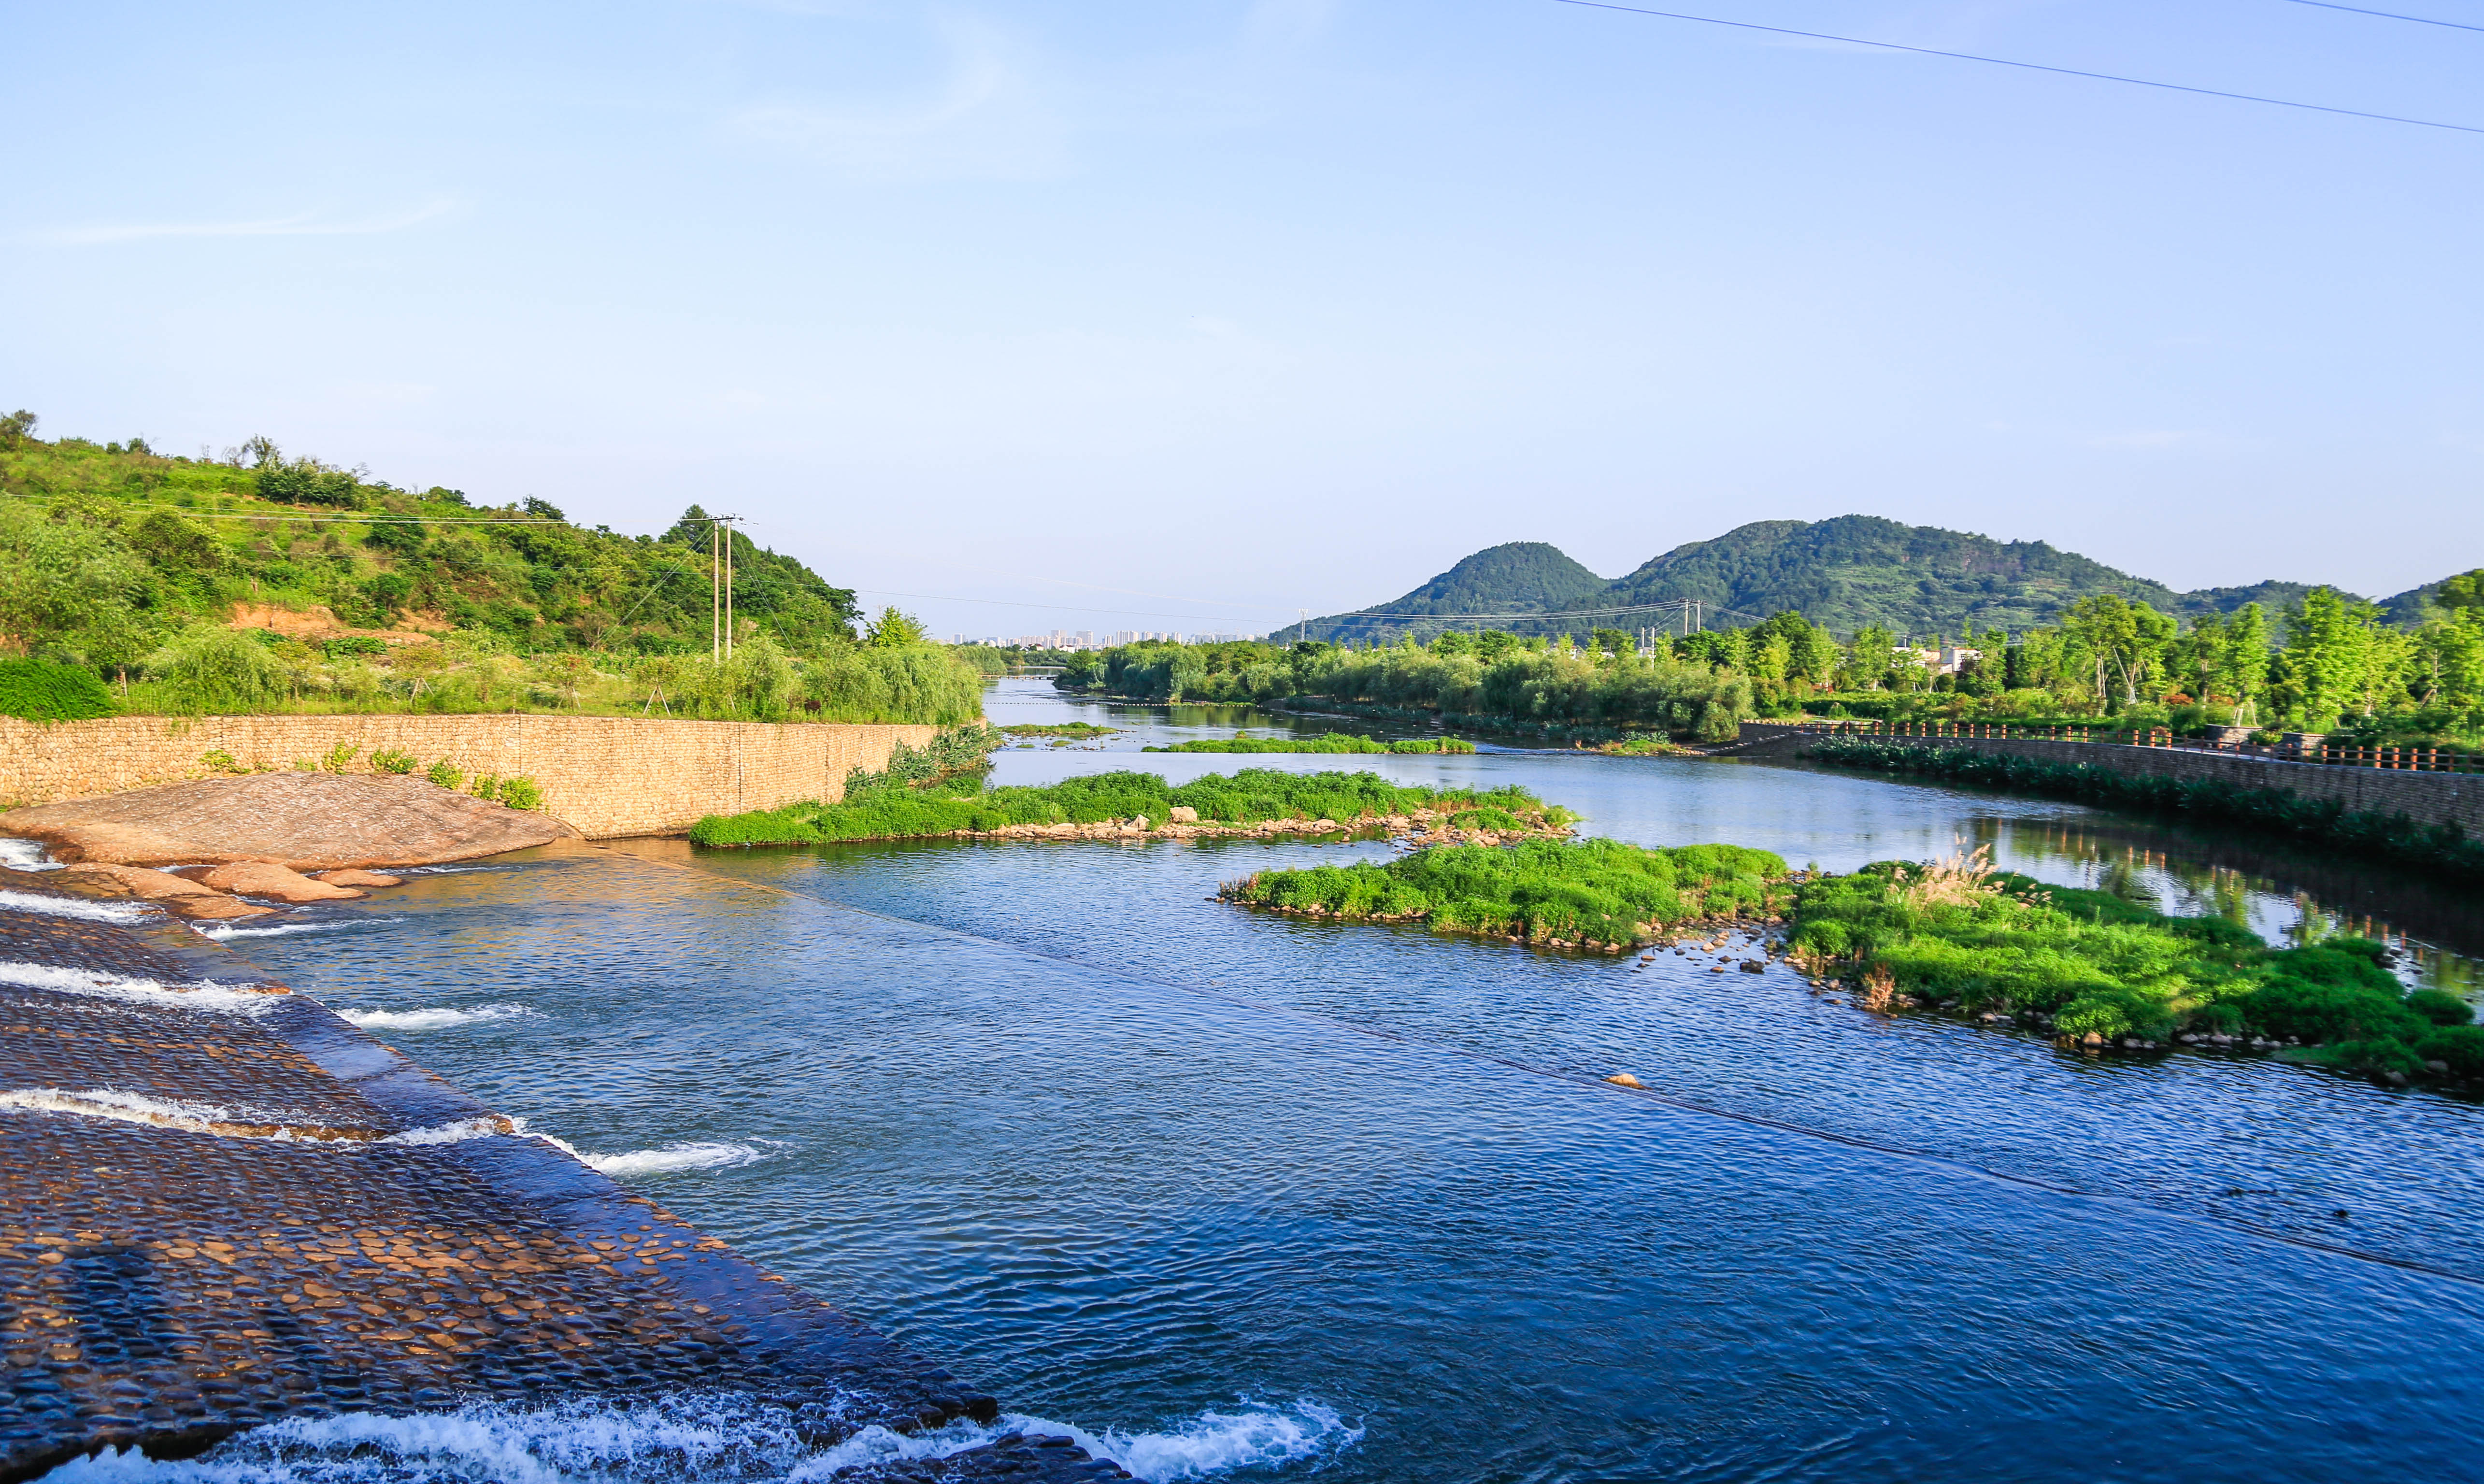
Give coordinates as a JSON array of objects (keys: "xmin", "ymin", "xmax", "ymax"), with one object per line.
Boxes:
[
  {"xmin": 690, "ymin": 768, "xmax": 1568, "ymax": 846},
  {"xmin": 1789, "ymin": 862, "xmax": 2479, "ymax": 1080},
  {"xmin": 0, "ymin": 656, "xmax": 118, "ymax": 722},
  {"xmin": 1066, "ymin": 563, "xmax": 2484, "ymax": 747},
  {"xmin": 0, "ymin": 423, "xmax": 985, "ymax": 724},
  {"xmin": 1807, "ymin": 737, "xmax": 2484, "ymax": 877},
  {"xmin": 1222, "ymin": 837, "xmax": 1790, "ymax": 947},
  {"xmin": 1061, "ymin": 639, "xmax": 1754, "ymax": 741},
  {"xmin": 1144, "ymin": 733, "xmax": 1474, "ymax": 754}
]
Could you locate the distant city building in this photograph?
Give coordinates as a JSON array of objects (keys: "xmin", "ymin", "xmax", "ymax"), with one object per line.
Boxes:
[{"xmin": 1899, "ymin": 645, "xmax": 1983, "ymax": 675}]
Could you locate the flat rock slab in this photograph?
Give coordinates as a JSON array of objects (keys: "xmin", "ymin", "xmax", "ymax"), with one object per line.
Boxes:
[
  {"xmin": 199, "ymin": 861, "xmax": 364, "ymax": 902},
  {"xmin": 0, "ymin": 773, "xmax": 576, "ymax": 870}
]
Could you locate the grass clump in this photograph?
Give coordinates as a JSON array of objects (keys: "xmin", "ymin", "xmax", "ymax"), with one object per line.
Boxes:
[
  {"xmin": 1144, "ymin": 733, "xmax": 1475, "ymax": 755},
  {"xmin": 999, "ymin": 722, "xmax": 1118, "ymax": 740},
  {"xmin": 0, "ymin": 657, "xmax": 117, "ymax": 722},
  {"xmin": 1221, "ymin": 837, "xmax": 1790, "ymax": 948},
  {"xmin": 1788, "ymin": 848, "xmax": 2482, "ymax": 1080},
  {"xmin": 689, "ymin": 767, "xmax": 1570, "ymax": 847}
]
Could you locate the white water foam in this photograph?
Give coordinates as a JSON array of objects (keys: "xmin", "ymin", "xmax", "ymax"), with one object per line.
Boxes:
[
  {"xmin": 338, "ymin": 1002, "xmax": 537, "ymax": 1031},
  {"xmin": 0, "ymin": 888, "xmax": 153, "ymax": 923},
  {"xmin": 0, "ymin": 961, "xmax": 279, "ymax": 1014},
  {"xmin": 0, "ymin": 836, "xmax": 60, "ymax": 870},
  {"xmin": 382, "ymin": 1117, "xmax": 520, "ymax": 1146},
  {"xmin": 200, "ymin": 917, "xmax": 404, "ymax": 942},
  {"xmin": 0, "ymin": 1087, "xmax": 318, "ymax": 1138},
  {"xmin": 43, "ymin": 1392, "xmax": 1362, "ymax": 1484},
  {"xmin": 1012, "ymin": 1400, "xmax": 1364, "ymax": 1482},
  {"xmin": 581, "ymin": 1140, "xmax": 784, "ymax": 1178}
]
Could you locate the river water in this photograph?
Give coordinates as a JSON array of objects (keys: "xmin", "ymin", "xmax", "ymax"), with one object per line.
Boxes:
[{"xmin": 110, "ymin": 680, "xmax": 2484, "ymax": 1483}]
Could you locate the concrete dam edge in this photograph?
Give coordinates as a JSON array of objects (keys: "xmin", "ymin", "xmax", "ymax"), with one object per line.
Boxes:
[
  {"xmin": 0, "ymin": 866, "xmax": 1123, "ymax": 1484},
  {"xmin": 0, "ymin": 715, "xmax": 945, "ymax": 841}
]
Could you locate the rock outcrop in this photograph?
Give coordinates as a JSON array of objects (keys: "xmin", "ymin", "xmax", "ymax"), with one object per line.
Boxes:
[{"xmin": 0, "ymin": 772, "xmax": 575, "ymax": 870}]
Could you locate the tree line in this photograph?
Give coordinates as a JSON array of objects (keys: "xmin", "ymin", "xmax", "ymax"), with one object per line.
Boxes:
[{"xmin": 1057, "ymin": 582, "xmax": 2484, "ymax": 747}]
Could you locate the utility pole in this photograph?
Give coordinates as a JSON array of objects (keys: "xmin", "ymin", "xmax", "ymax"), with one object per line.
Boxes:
[{"xmin": 707, "ymin": 514, "xmax": 742, "ymax": 661}]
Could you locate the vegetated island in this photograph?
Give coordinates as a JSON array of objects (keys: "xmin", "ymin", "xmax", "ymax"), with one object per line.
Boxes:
[
  {"xmin": 1219, "ymin": 838, "xmax": 2482, "ymax": 1086},
  {"xmin": 1144, "ymin": 734, "xmax": 1475, "ymax": 755},
  {"xmin": 689, "ymin": 767, "xmax": 1573, "ymax": 847},
  {"xmin": 999, "ymin": 723, "xmax": 1119, "ymax": 742}
]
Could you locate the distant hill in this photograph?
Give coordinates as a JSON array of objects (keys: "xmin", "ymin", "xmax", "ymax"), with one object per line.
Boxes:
[
  {"xmin": 1305, "ymin": 542, "xmax": 1609, "ymax": 640},
  {"xmin": 1301, "ymin": 516, "xmax": 2362, "ymax": 642}
]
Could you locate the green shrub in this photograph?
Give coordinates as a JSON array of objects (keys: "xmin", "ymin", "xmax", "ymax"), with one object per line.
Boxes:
[
  {"xmin": 426, "ymin": 758, "xmax": 465, "ymax": 789},
  {"xmin": 497, "ymin": 776, "xmax": 542, "ymax": 811},
  {"xmin": 1143, "ymin": 734, "xmax": 1477, "ymax": 755},
  {"xmin": 2417, "ymin": 1025, "xmax": 2484, "ymax": 1079},
  {"xmin": 2406, "ymin": 989, "xmax": 2475, "ymax": 1027},
  {"xmin": 320, "ymin": 741, "xmax": 361, "ymax": 774},
  {"xmin": 370, "ymin": 747, "xmax": 416, "ymax": 775},
  {"xmin": 146, "ymin": 625, "xmax": 282, "ymax": 714},
  {"xmin": 689, "ymin": 768, "xmax": 1569, "ymax": 849},
  {"xmin": 1223, "ymin": 836, "xmax": 1789, "ymax": 947},
  {"xmin": 470, "ymin": 773, "xmax": 498, "ymax": 800},
  {"xmin": 0, "ymin": 658, "xmax": 116, "ymax": 722},
  {"xmin": 2330, "ymin": 1037, "xmax": 2426, "ymax": 1076}
]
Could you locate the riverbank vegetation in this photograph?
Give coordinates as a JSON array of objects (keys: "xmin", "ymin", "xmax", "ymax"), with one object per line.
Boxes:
[
  {"xmin": 1788, "ymin": 851, "xmax": 2483, "ymax": 1082},
  {"xmin": 1144, "ymin": 733, "xmax": 1475, "ymax": 755},
  {"xmin": 1806, "ymin": 737, "xmax": 2484, "ymax": 878},
  {"xmin": 0, "ymin": 421, "xmax": 985, "ymax": 725},
  {"xmin": 1053, "ymin": 573, "xmax": 2484, "ymax": 750},
  {"xmin": 690, "ymin": 767, "xmax": 1571, "ymax": 846},
  {"xmin": 1219, "ymin": 838, "xmax": 1791, "ymax": 948}
]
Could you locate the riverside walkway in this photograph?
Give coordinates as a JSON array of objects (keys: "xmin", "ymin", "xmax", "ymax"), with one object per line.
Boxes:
[{"xmin": 0, "ymin": 866, "xmax": 1121, "ymax": 1483}]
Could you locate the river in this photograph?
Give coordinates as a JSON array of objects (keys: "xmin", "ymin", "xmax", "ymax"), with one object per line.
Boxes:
[{"xmin": 104, "ymin": 679, "xmax": 2484, "ymax": 1483}]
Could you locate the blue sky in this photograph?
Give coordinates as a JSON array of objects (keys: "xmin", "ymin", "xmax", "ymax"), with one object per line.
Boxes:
[{"xmin": 7, "ymin": 1, "xmax": 2480, "ymax": 637}]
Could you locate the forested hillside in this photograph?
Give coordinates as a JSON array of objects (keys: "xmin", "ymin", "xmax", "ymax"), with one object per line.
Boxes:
[
  {"xmin": 0, "ymin": 416, "xmax": 981, "ymax": 725},
  {"xmin": 1305, "ymin": 516, "xmax": 2357, "ymax": 642},
  {"xmin": 1308, "ymin": 542, "xmax": 1607, "ymax": 637}
]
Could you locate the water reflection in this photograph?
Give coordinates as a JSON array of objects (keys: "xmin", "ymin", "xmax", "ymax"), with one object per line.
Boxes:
[{"xmin": 983, "ymin": 678, "xmax": 2482, "ymax": 999}]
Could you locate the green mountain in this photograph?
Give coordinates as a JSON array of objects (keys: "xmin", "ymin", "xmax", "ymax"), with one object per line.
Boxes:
[
  {"xmin": 1305, "ymin": 542, "xmax": 1609, "ymax": 641},
  {"xmin": 1304, "ymin": 516, "xmax": 2351, "ymax": 642}
]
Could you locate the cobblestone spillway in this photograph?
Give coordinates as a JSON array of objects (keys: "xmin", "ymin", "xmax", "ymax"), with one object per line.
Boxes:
[{"xmin": 0, "ymin": 869, "xmax": 1123, "ymax": 1484}]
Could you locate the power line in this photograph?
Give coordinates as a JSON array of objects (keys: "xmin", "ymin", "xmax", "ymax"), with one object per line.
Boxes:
[
  {"xmin": 849, "ymin": 587, "xmax": 1290, "ymax": 627},
  {"xmin": 2278, "ymin": 0, "xmax": 2484, "ymax": 34},
  {"xmin": 1549, "ymin": 0, "xmax": 2484, "ymax": 136}
]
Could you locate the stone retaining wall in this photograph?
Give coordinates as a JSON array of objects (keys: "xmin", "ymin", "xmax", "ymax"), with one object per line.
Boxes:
[
  {"xmin": 0, "ymin": 714, "xmax": 941, "ymax": 839},
  {"xmin": 1729, "ymin": 724, "xmax": 2484, "ymax": 836}
]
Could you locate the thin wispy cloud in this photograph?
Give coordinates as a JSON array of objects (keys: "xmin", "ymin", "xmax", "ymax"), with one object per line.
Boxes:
[
  {"xmin": 2089, "ymin": 429, "xmax": 2198, "ymax": 449},
  {"xmin": 728, "ymin": 16, "xmax": 1067, "ymax": 180},
  {"xmin": 37, "ymin": 199, "xmax": 459, "ymax": 246}
]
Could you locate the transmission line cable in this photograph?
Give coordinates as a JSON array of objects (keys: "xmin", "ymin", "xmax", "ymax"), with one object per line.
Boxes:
[
  {"xmin": 1548, "ymin": 0, "xmax": 2484, "ymax": 135},
  {"xmin": 2276, "ymin": 0, "xmax": 2484, "ymax": 34}
]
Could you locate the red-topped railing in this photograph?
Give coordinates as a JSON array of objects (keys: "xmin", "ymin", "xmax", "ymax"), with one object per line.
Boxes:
[{"xmin": 1762, "ymin": 718, "xmax": 2483, "ymax": 775}]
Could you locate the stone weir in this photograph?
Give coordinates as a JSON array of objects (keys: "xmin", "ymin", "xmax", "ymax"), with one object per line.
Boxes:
[{"xmin": 0, "ymin": 870, "xmax": 1123, "ymax": 1484}]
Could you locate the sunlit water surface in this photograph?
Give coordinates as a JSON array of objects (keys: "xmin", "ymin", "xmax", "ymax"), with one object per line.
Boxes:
[{"xmin": 147, "ymin": 680, "xmax": 2484, "ymax": 1483}]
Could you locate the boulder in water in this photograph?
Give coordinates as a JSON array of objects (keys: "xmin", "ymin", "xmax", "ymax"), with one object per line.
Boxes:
[
  {"xmin": 201, "ymin": 861, "xmax": 368, "ymax": 902},
  {"xmin": 316, "ymin": 869, "xmax": 404, "ymax": 888},
  {"xmin": 1605, "ymin": 1073, "xmax": 1644, "ymax": 1088}
]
